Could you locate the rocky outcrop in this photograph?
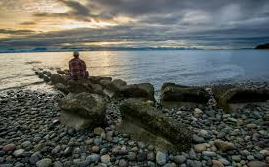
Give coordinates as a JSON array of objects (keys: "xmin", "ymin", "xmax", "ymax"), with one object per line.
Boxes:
[
  {"xmin": 100, "ymin": 79, "xmax": 127, "ymax": 98},
  {"xmin": 34, "ymin": 70, "xmax": 52, "ymax": 83},
  {"xmin": 95, "ymin": 78, "xmax": 155, "ymax": 101},
  {"xmin": 50, "ymin": 74, "xmax": 69, "ymax": 85},
  {"xmin": 65, "ymin": 79, "xmax": 93, "ymax": 94},
  {"xmin": 161, "ymin": 83, "xmax": 210, "ymax": 108},
  {"xmin": 99, "ymin": 79, "xmax": 112, "ymax": 88},
  {"xmin": 60, "ymin": 92, "xmax": 107, "ymax": 130},
  {"xmin": 89, "ymin": 76, "xmax": 112, "ymax": 84},
  {"xmin": 35, "ymin": 69, "xmax": 109, "ymax": 95},
  {"xmin": 35, "ymin": 71, "xmax": 45, "ymax": 78},
  {"xmin": 90, "ymin": 83, "xmax": 103, "ymax": 94},
  {"xmin": 43, "ymin": 71, "xmax": 52, "ymax": 77},
  {"xmin": 54, "ymin": 83, "xmax": 69, "ymax": 94},
  {"xmin": 119, "ymin": 99, "xmax": 192, "ymax": 151},
  {"xmin": 110, "ymin": 79, "xmax": 127, "ymax": 91},
  {"xmin": 56, "ymin": 69, "xmax": 65, "ymax": 75},
  {"xmin": 51, "ymin": 76, "xmax": 103, "ymax": 95},
  {"xmin": 35, "ymin": 69, "xmax": 155, "ymax": 101},
  {"xmin": 255, "ymin": 43, "xmax": 269, "ymax": 49},
  {"xmin": 54, "ymin": 80, "xmax": 93, "ymax": 94}
]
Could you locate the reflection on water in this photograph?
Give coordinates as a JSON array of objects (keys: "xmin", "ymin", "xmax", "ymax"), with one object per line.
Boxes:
[{"xmin": 0, "ymin": 50, "xmax": 269, "ymax": 91}]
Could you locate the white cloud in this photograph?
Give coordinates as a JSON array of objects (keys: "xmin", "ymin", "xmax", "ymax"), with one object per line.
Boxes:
[
  {"xmin": 219, "ymin": 4, "xmax": 242, "ymax": 24},
  {"xmin": 182, "ymin": 11, "xmax": 212, "ymax": 25}
]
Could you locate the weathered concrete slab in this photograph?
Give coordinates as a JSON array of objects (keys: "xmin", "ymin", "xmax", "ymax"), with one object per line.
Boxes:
[
  {"xmin": 60, "ymin": 92, "xmax": 107, "ymax": 130},
  {"xmin": 213, "ymin": 87, "xmax": 269, "ymax": 112},
  {"xmin": 119, "ymin": 99, "xmax": 192, "ymax": 151},
  {"xmin": 121, "ymin": 83, "xmax": 155, "ymax": 101},
  {"xmin": 161, "ymin": 83, "xmax": 210, "ymax": 108}
]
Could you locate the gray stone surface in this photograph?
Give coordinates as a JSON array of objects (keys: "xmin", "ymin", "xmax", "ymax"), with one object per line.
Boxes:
[{"xmin": 60, "ymin": 92, "xmax": 107, "ymax": 130}]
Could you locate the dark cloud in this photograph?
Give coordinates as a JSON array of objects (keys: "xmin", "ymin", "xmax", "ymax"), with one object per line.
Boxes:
[
  {"xmin": 0, "ymin": 25, "xmax": 268, "ymax": 49},
  {"xmin": 0, "ymin": 29, "xmax": 36, "ymax": 35},
  {"xmin": 88, "ymin": 0, "xmax": 268, "ymax": 17},
  {"xmin": 59, "ymin": 0, "xmax": 90, "ymax": 16},
  {"xmin": 1, "ymin": 0, "xmax": 269, "ymax": 49},
  {"xmin": 34, "ymin": 0, "xmax": 92, "ymax": 22},
  {"xmin": 33, "ymin": 0, "xmax": 114, "ymax": 22},
  {"xmin": 20, "ymin": 21, "xmax": 36, "ymax": 25}
]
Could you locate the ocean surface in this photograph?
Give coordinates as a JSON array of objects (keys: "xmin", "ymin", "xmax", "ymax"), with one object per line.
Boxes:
[{"xmin": 0, "ymin": 50, "xmax": 269, "ymax": 91}]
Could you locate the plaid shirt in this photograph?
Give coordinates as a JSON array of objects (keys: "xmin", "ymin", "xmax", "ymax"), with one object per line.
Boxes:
[{"xmin": 69, "ymin": 58, "xmax": 89, "ymax": 78}]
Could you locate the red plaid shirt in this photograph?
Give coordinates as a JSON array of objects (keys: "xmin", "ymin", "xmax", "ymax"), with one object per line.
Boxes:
[{"xmin": 69, "ymin": 58, "xmax": 89, "ymax": 78}]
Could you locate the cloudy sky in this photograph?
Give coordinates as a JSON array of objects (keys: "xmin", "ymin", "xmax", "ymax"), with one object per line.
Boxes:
[{"xmin": 0, "ymin": 0, "xmax": 269, "ymax": 50}]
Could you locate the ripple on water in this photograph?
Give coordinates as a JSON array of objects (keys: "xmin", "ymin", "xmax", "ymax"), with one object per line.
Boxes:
[{"xmin": 1, "ymin": 50, "xmax": 269, "ymax": 90}]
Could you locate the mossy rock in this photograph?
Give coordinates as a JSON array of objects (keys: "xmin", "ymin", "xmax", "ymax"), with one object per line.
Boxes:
[
  {"xmin": 121, "ymin": 83, "xmax": 155, "ymax": 101},
  {"xmin": 119, "ymin": 99, "xmax": 192, "ymax": 151},
  {"xmin": 60, "ymin": 92, "xmax": 107, "ymax": 130},
  {"xmin": 161, "ymin": 83, "xmax": 210, "ymax": 103},
  {"xmin": 213, "ymin": 86, "xmax": 269, "ymax": 112}
]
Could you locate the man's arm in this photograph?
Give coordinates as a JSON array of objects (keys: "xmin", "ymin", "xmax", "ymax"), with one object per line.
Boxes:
[
  {"xmin": 81, "ymin": 60, "xmax": 89, "ymax": 77},
  {"xmin": 69, "ymin": 60, "xmax": 74, "ymax": 76},
  {"xmin": 82, "ymin": 60, "xmax": 87, "ymax": 70}
]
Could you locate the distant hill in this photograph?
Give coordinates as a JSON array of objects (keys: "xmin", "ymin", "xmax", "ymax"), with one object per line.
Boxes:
[
  {"xmin": 255, "ymin": 43, "xmax": 269, "ymax": 49},
  {"xmin": 0, "ymin": 47, "xmax": 204, "ymax": 53},
  {"xmin": 31, "ymin": 47, "xmax": 47, "ymax": 51}
]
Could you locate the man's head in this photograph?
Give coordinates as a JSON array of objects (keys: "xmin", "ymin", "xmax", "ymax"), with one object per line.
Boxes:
[{"xmin": 73, "ymin": 51, "xmax": 79, "ymax": 58}]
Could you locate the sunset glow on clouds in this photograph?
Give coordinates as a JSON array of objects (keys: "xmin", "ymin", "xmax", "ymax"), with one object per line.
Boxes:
[
  {"xmin": 0, "ymin": 0, "xmax": 133, "ymax": 34},
  {"xmin": 0, "ymin": 0, "xmax": 269, "ymax": 50}
]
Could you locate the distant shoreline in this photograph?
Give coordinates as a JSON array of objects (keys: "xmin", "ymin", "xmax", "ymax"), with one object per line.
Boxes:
[{"xmin": 0, "ymin": 48, "xmax": 260, "ymax": 54}]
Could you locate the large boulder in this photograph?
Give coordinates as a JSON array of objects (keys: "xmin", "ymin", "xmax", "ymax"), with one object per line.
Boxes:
[
  {"xmin": 100, "ymin": 79, "xmax": 127, "ymax": 91},
  {"xmin": 60, "ymin": 92, "xmax": 107, "ymax": 130},
  {"xmin": 36, "ymin": 71, "xmax": 45, "ymax": 79},
  {"xmin": 56, "ymin": 69, "xmax": 65, "ymax": 75},
  {"xmin": 54, "ymin": 83, "xmax": 69, "ymax": 94},
  {"xmin": 161, "ymin": 83, "xmax": 210, "ymax": 108},
  {"xmin": 63, "ymin": 69, "xmax": 70, "ymax": 75},
  {"xmin": 66, "ymin": 79, "xmax": 93, "ymax": 94},
  {"xmin": 35, "ymin": 70, "xmax": 51, "ymax": 82},
  {"xmin": 213, "ymin": 87, "xmax": 269, "ymax": 112},
  {"xmin": 43, "ymin": 75, "xmax": 50, "ymax": 82},
  {"xmin": 89, "ymin": 83, "xmax": 103, "ymax": 94},
  {"xmin": 100, "ymin": 79, "xmax": 127, "ymax": 98},
  {"xmin": 43, "ymin": 71, "xmax": 52, "ymax": 77},
  {"xmin": 119, "ymin": 99, "xmax": 192, "ymax": 151},
  {"xmin": 99, "ymin": 79, "xmax": 112, "ymax": 89},
  {"xmin": 89, "ymin": 76, "xmax": 112, "ymax": 84},
  {"xmin": 54, "ymin": 79, "xmax": 104, "ymax": 95},
  {"xmin": 120, "ymin": 83, "xmax": 155, "ymax": 101},
  {"xmin": 111, "ymin": 79, "xmax": 127, "ymax": 90},
  {"xmin": 103, "ymin": 89, "xmax": 117, "ymax": 98}
]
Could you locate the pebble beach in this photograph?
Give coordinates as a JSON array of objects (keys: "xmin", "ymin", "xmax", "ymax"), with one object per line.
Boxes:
[{"xmin": 1, "ymin": 79, "xmax": 269, "ymax": 167}]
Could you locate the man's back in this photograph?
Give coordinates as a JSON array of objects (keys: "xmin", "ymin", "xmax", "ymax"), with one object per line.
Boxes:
[{"xmin": 69, "ymin": 58, "xmax": 88, "ymax": 78}]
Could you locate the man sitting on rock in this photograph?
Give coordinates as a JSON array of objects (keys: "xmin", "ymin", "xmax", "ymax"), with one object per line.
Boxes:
[{"xmin": 69, "ymin": 51, "xmax": 89, "ymax": 79}]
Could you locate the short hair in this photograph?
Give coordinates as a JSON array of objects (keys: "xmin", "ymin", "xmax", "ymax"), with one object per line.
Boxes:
[{"xmin": 73, "ymin": 51, "xmax": 79, "ymax": 57}]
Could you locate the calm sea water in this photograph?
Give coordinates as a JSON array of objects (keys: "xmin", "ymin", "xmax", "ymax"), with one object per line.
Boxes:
[{"xmin": 0, "ymin": 50, "xmax": 269, "ymax": 91}]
